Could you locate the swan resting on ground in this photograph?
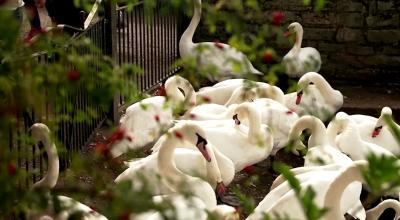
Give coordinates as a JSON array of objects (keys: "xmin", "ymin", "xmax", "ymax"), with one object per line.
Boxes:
[{"xmin": 282, "ymin": 22, "xmax": 321, "ymax": 78}]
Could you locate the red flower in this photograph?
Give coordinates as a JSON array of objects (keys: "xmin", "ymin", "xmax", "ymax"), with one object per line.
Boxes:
[
  {"xmin": 95, "ymin": 143, "xmax": 109, "ymax": 157},
  {"xmin": 7, "ymin": 162, "xmax": 17, "ymax": 175},
  {"xmin": 67, "ymin": 70, "xmax": 80, "ymax": 81},
  {"xmin": 174, "ymin": 131, "xmax": 183, "ymax": 139},
  {"xmin": 272, "ymin": 11, "xmax": 285, "ymax": 26},
  {"xmin": 108, "ymin": 127, "xmax": 126, "ymax": 144},
  {"xmin": 213, "ymin": 39, "xmax": 224, "ymax": 50},
  {"xmin": 155, "ymin": 85, "xmax": 166, "ymax": 96},
  {"xmin": 261, "ymin": 50, "xmax": 274, "ymax": 63},
  {"xmin": 243, "ymin": 165, "xmax": 254, "ymax": 174}
]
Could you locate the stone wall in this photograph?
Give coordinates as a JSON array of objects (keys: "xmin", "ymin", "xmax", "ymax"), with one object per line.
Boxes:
[{"xmin": 195, "ymin": 0, "xmax": 400, "ymax": 84}]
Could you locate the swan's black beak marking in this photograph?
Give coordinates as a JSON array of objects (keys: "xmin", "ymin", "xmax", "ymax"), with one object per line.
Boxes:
[
  {"xmin": 296, "ymin": 90, "xmax": 303, "ymax": 105},
  {"xmin": 372, "ymin": 126, "xmax": 383, "ymax": 138},
  {"xmin": 196, "ymin": 133, "xmax": 211, "ymax": 162},
  {"xmin": 233, "ymin": 114, "xmax": 241, "ymax": 125}
]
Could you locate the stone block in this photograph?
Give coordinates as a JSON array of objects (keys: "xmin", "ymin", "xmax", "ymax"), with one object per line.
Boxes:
[
  {"xmin": 302, "ymin": 12, "xmax": 336, "ymax": 27},
  {"xmin": 337, "ymin": 13, "xmax": 363, "ymax": 27},
  {"xmin": 318, "ymin": 42, "xmax": 346, "ymax": 53},
  {"xmin": 336, "ymin": 28, "xmax": 365, "ymax": 42},
  {"xmin": 345, "ymin": 45, "xmax": 374, "ymax": 56},
  {"xmin": 337, "ymin": 0, "xmax": 365, "ymax": 12},
  {"xmin": 383, "ymin": 47, "xmax": 400, "ymax": 55},
  {"xmin": 303, "ymin": 28, "xmax": 336, "ymax": 40},
  {"xmin": 360, "ymin": 55, "xmax": 400, "ymax": 67},
  {"xmin": 366, "ymin": 14, "xmax": 399, "ymax": 28},
  {"xmin": 367, "ymin": 30, "xmax": 400, "ymax": 44},
  {"xmin": 378, "ymin": 1, "xmax": 395, "ymax": 11}
]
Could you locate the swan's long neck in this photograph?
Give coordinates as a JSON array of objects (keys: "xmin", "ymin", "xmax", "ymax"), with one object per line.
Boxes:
[
  {"xmin": 366, "ymin": 199, "xmax": 400, "ymax": 220},
  {"xmin": 158, "ymin": 138, "xmax": 188, "ymax": 189},
  {"xmin": 312, "ymin": 75, "xmax": 342, "ymax": 106},
  {"xmin": 179, "ymin": 0, "xmax": 201, "ymax": 57},
  {"xmin": 326, "ymin": 120, "xmax": 345, "ymax": 147},
  {"xmin": 323, "ymin": 162, "xmax": 365, "ymax": 220},
  {"xmin": 206, "ymin": 144, "xmax": 223, "ymax": 187},
  {"xmin": 289, "ymin": 117, "xmax": 328, "ymax": 147},
  {"xmin": 243, "ymin": 106, "xmax": 262, "ymax": 143},
  {"xmin": 293, "ymin": 26, "xmax": 303, "ymax": 52},
  {"xmin": 32, "ymin": 135, "xmax": 59, "ymax": 190}
]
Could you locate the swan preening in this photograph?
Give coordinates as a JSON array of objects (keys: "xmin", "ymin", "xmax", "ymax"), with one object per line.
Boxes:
[
  {"xmin": 284, "ymin": 72, "xmax": 343, "ymax": 122},
  {"xmin": 282, "ymin": 22, "xmax": 322, "ymax": 78},
  {"xmin": 179, "ymin": 0, "xmax": 262, "ymax": 81}
]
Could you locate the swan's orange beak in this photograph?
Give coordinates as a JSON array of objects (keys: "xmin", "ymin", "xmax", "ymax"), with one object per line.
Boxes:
[
  {"xmin": 196, "ymin": 134, "xmax": 211, "ymax": 162},
  {"xmin": 296, "ymin": 90, "xmax": 303, "ymax": 105},
  {"xmin": 216, "ymin": 181, "xmax": 226, "ymax": 198},
  {"xmin": 284, "ymin": 30, "xmax": 291, "ymax": 38},
  {"xmin": 372, "ymin": 126, "xmax": 382, "ymax": 138}
]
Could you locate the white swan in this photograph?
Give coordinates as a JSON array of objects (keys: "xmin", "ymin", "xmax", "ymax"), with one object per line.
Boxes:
[
  {"xmin": 246, "ymin": 163, "xmax": 363, "ymax": 220},
  {"xmin": 327, "ymin": 112, "xmax": 396, "ymax": 161},
  {"xmin": 133, "ymin": 122, "xmax": 238, "ymax": 220},
  {"xmin": 282, "ymin": 22, "xmax": 321, "ymax": 78},
  {"xmin": 197, "ymin": 79, "xmax": 285, "ymax": 105},
  {"xmin": 323, "ymin": 160, "xmax": 370, "ymax": 220},
  {"xmin": 154, "ymin": 102, "xmax": 274, "ymax": 172},
  {"xmin": 284, "ymin": 72, "xmax": 343, "ymax": 122},
  {"xmin": 366, "ymin": 199, "xmax": 400, "ymax": 220},
  {"xmin": 28, "ymin": 123, "xmax": 107, "ymax": 220},
  {"xmin": 111, "ymin": 75, "xmax": 196, "ymax": 157},
  {"xmin": 179, "ymin": 0, "xmax": 262, "ymax": 81},
  {"xmin": 117, "ymin": 137, "xmax": 234, "ymax": 195}
]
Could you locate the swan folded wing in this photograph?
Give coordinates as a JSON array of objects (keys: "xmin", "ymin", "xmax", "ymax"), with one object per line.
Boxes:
[{"xmin": 56, "ymin": 196, "xmax": 107, "ymax": 220}]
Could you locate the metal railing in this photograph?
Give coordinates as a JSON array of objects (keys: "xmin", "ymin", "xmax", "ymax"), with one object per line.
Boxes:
[
  {"xmin": 116, "ymin": 2, "xmax": 181, "ymax": 104},
  {"xmin": 10, "ymin": 1, "xmax": 183, "ymax": 186}
]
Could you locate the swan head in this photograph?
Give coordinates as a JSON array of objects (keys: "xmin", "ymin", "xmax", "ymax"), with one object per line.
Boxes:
[
  {"xmin": 257, "ymin": 84, "xmax": 285, "ymax": 104},
  {"xmin": 210, "ymin": 205, "xmax": 239, "ymax": 220},
  {"xmin": 373, "ymin": 106, "xmax": 393, "ymax": 137},
  {"xmin": 296, "ymin": 72, "xmax": 323, "ymax": 104},
  {"xmin": 30, "ymin": 123, "xmax": 51, "ymax": 143},
  {"xmin": 173, "ymin": 122, "xmax": 211, "ymax": 162},
  {"xmin": 287, "ymin": 22, "xmax": 303, "ymax": 34},
  {"xmin": 233, "ymin": 102, "xmax": 259, "ymax": 125}
]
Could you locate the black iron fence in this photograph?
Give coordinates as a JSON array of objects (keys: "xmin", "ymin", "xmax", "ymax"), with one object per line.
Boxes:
[{"xmin": 10, "ymin": 2, "xmax": 183, "ymax": 186}]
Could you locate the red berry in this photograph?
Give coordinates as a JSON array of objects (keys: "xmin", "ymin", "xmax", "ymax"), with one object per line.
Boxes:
[
  {"xmin": 213, "ymin": 39, "xmax": 224, "ymax": 50},
  {"xmin": 262, "ymin": 51, "xmax": 274, "ymax": 63},
  {"xmin": 272, "ymin": 11, "xmax": 285, "ymax": 26},
  {"xmin": 67, "ymin": 70, "xmax": 80, "ymax": 81},
  {"xmin": 7, "ymin": 162, "xmax": 17, "ymax": 175},
  {"xmin": 243, "ymin": 165, "xmax": 254, "ymax": 174},
  {"xmin": 109, "ymin": 127, "xmax": 126, "ymax": 144},
  {"xmin": 202, "ymin": 96, "xmax": 211, "ymax": 103},
  {"xmin": 154, "ymin": 114, "xmax": 160, "ymax": 122}
]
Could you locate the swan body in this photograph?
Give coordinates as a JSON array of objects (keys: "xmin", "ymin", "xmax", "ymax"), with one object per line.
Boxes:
[
  {"xmin": 179, "ymin": 0, "xmax": 262, "ymax": 81},
  {"xmin": 197, "ymin": 79, "xmax": 284, "ymax": 105},
  {"xmin": 154, "ymin": 103, "xmax": 273, "ymax": 172},
  {"xmin": 327, "ymin": 112, "xmax": 396, "ymax": 161},
  {"xmin": 246, "ymin": 164, "xmax": 363, "ymax": 220},
  {"xmin": 135, "ymin": 122, "xmax": 237, "ymax": 219},
  {"xmin": 111, "ymin": 75, "xmax": 196, "ymax": 157},
  {"xmin": 284, "ymin": 72, "xmax": 343, "ymax": 122},
  {"xmin": 282, "ymin": 22, "xmax": 321, "ymax": 78},
  {"xmin": 29, "ymin": 123, "xmax": 107, "ymax": 220},
  {"xmin": 117, "ymin": 141, "xmax": 235, "ymax": 194}
]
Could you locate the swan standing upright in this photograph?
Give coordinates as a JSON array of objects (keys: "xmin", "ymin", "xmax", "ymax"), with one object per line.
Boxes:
[
  {"xmin": 179, "ymin": 0, "xmax": 262, "ymax": 81},
  {"xmin": 28, "ymin": 123, "xmax": 107, "ymax": 220},
  {"xmin": 111, "ymin": 75, "xmax": 196, "ymax": 157},
  {"xmin": 282, "ymin": 22, "xmax": 321, "ymax": 78},
  {"xmin": 284, "ymin": 72, "xmax": 343, "ymax": 122}
]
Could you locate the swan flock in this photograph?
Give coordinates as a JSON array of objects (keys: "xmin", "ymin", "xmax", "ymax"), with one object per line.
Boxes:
[{"xmin": 28, "ymin": 0, "xmax": 399, "ymax": 219}]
